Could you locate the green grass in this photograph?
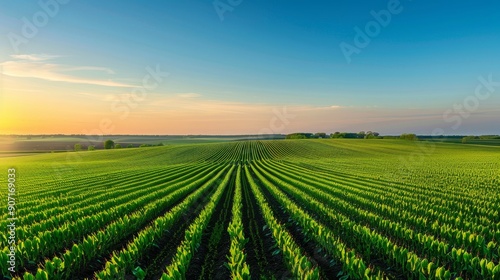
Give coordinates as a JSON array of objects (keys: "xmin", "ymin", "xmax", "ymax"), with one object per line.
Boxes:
[
  {"xmin": 1, "ymin": 139, "xmax": 499, "ymax": 279},
  {"xmin": 425, "ymin": 137, "xmax": 500, "ymax": 146},
  {"xmin": 0, "ymin": 135, "xmax": 275, "ymax": 152}
]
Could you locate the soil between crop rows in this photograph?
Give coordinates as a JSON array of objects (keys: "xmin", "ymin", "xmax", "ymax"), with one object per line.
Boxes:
[
  {"xmin": 143, "ymin": 180, "xmax": 220, "ymax": 280},
  {"xmin": 248, "ymin": 167, "xmax": 340, "ymax": 280},
  {"xmin": 264, "ymin": 164, "xmax": 403, "ymax": 279},
  {"xmin": 185, "ymin": 169, "xmax": 235, "ymax": 280},
  {"xmin": 241, "ymin": 166, "xmax": 290, "ymax": 279}
]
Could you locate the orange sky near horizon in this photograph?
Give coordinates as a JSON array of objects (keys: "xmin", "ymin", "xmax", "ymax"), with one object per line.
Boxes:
[
  {"xmin": 0, "ymin": 76, "xmax": 343, "ymax": 135},
  {"xmin": 2, "ymin": 70, "xmax": 499, "ymax": 136},
  {"xmin": 1, "ymin": 2, "xmax": 500, "ymax": 136}
]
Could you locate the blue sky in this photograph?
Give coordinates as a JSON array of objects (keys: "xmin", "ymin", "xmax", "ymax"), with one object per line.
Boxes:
[{"xmin": 0, "ymin": 0, "xmax": 499, "ymax": 134}]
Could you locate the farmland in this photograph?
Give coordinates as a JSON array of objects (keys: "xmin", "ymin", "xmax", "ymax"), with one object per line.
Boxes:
[
  {"xmin": 1, "ymin": 139, "xmax": 500, "ymax": 279},
  {"xmin": 0, "ymin": 135, "xmax": 284, "ymax": 154}
]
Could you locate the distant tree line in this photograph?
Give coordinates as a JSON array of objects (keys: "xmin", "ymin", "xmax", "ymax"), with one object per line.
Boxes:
[
  {"xmin": 74, "ymin": 143, "xmax": 94, "ymax": 151},
  {"xmin": 399, "ymin": 133, "xmax": 418, "ymax": 141},
  {"xmin": 462, "ymin": 135, "xmax": 500, "ymax": 143},
  {"xmin": 104, "ymin": 139, "xmax": 115, "ymax": 149},
  {"xmin": 330, "ymin": 131, "xmax": 381, "ymax": 139},
  {"xmin": 285, "ymin": 132, "xmax": 422, "ymax": 140},
  {"xmin": 140, "ymin": 143, "xmax": 164, "ymax": 147},
  {"xmin": 73, "ymin": 140, "xmax": 164, "ymax": 151},
  {"xmin": 285, "ymin": 133, "xmax": 327, "ymax": 139},
  {"xmin": 286, "ymin": 131, "xmax": 381, "ymax": 139}
]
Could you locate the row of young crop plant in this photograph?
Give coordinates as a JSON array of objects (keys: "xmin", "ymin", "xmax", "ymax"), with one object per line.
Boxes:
[
  {"xmin": 20, "ymin": 166, "xmax": 191, "ymax": 233},
  {"xmin": 235, "ymin": 141, "xmax": 272, "ymax": 162},
  {"xmin": 0, "ymin": 167, "xmax": 146, "ymax": 221},
  {"xmin": 3, "ymin": 142, "xmax": 249, "ymax": 278},
  {"xmin": 19, "ymin": 163, "xmax": 224, "ymax": 278},
  {"xmin": 0, "ymin": 165, "xmax": 193, "ymax": 225},
  {"xmin": 248, "ymin": 141, "xmax": 263, "ymax": 161},
  {"xmin": 5, "ymin": 140, "xmax": 499, "ymax": 279},
  {"xmin": 10, "ymin": 160, "xmax": 161, "ymax": 198},
  {"xmin": 163, "ymin": 145, "xmax": 220, "ymax": 164},
  {"xmin": 11, "ymin": 167, "xmax": 178, "ymax": 233},
  {"xmin": 283, "ymin": 165, "xmax": 500, "ymax": 269},
  {"xmin": 260, "ymin": 141, "xmax": 283, "ymax": 160},
  {"xmin": 237, "ymin": 142, "xmax": 252, "ymax": 162},
  {"xmin": 248, "ymin": 141, "xmax": 278, "ymax": 161},
  {"xmin": 269, "ymin": 159, "xmax": 500, "ymax": 260},
  {"xmin": 258, "ymin": 161, "xmax": 454, "ymax": 270},
  {"xmin": 1, "ymin": 164, "xmax": 202, "ymax": 247},
  {"xmin": 221, "ymin": 141, "xmax": 271, "ymax": 163},
  {"xmin": 225, "ymin": 167, "xmax": 251, "ymax": 279},
  {"xmin": 324, "ymin": 163, "xmax": 498, "ymax": 260},
  {"xmin": 265, "ymin": 159, "xmax": 500, "ymax": 253},
  {"xmin": 200, "ymin": 141, "xmax": 290, "ymax": 163},
  {"xmin": 202, "ymin": 142, "xmax": 240, "ymax": 162},
  {"xmin": 2, "ymin": 163, "xmax": 222, "ymax": 272},
  {"xmin": 249, "ymin": 162, "xmax": 382, "ymax": 279},
  {"xmin": 16, "ymin": 164, "xmax": 227, "ymax": 279},
  {"xmin": 359, "ymin": 174, "xmax": 500, "ymax": 233},
  {"xmin": 243, "ymin": 141, "xmax": 259, "ymax": 162},
  {"xmin": 198, "ymin": 165, "xmax": 235, "ymax": 279},
  {"xmin": 160, "ymin": 166, "xmax": 235, "ymax": 279},
  {"xmin": 254, "ymin": 160, "xmax": 500, "ymax": 279},
  {"xmin": 94, "ymin": 165, "xmax": 232, "ymax": 279},
  {"xmin": 243, "ymin": 165, "xmax": 320, "ymax": 279},
  {"xmin": 239, "ymin": 166, "xmax": 275, "ymax": 278},
  {"xmin": 252, "ymin": 161, "xmax": 455, "ymax": 279},
  {"xmin": 262, "ymin": 140, "xmax": 325, "ymax": 159},
  {"xmin": 269, "ymin": 160, "xmax": 500, "ymax": 268},
  {"xmin": 255, "ymin": 140, "xmax": 291, "ymax": 159},
  {"xmin": 216, "ymin": 142, "xmax": 240, "ymax": 162},
  {"xmin": 309, "ymin": 153, "xmax": 500, "ymax": 227},
  {"xmin": 227, "ymin": 142, "xmax": 248, "ymax": 162}
]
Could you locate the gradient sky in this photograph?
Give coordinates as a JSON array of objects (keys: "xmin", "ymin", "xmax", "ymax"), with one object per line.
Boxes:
[{"xmin": 0, "ymin": 0, "xmax": 499, "ymax": 135}]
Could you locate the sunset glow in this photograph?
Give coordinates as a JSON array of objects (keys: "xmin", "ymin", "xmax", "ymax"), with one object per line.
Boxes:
[{"xmin": 1, "ymin": 1, "xmax": 499, "ymax": 135}]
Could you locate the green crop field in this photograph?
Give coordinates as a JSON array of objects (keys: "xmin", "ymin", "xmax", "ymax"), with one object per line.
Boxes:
[{"xmin": 1, "ymin": 139, "xmax": 499, "ymax": 280}]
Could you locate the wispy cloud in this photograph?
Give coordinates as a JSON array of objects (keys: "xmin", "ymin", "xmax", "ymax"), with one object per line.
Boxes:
[
  {"xmin": 10, "ymin": 54, "xmax": 63, "ymax": 61},
  {"xmin": 177, "ymin": 93, "xmax": 202, "ymax": 98},
  {"xmin": 288, "ymin": 105, "xmax": 345, "ymax": 112},
  {"xmin": 1, "ymin": 54, "xmax": 133, "ymax": 88},
  {"xmin": 65, "ymin": 66, "xmax": 116, "ymax": 74},
  {"xmin": 144, "ymin": 94, "xmax": 346, "ymax": 116},
  {"xmin": 71, "ymin": 92, "xmax": 116, "ymax": 101}
]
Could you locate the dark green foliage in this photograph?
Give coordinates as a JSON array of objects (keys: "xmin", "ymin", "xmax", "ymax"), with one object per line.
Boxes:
[
  {"xmin": 330, "ymin": 132, "xmax": 358, "ymax": 139},
  {"xmin": 400, "ymin": 133, "xmax": 418, "ymax": 141},
  {"xmin": 104, "ymin": 139, "xmax": 115, "ymax": 149},
  {"xmin": 74, "ymin": 143, "xmax": 82, "ymax": 151},
  {"xmin": 286, "ymin": 133, "xmax": 308, "ymax": 139}
]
